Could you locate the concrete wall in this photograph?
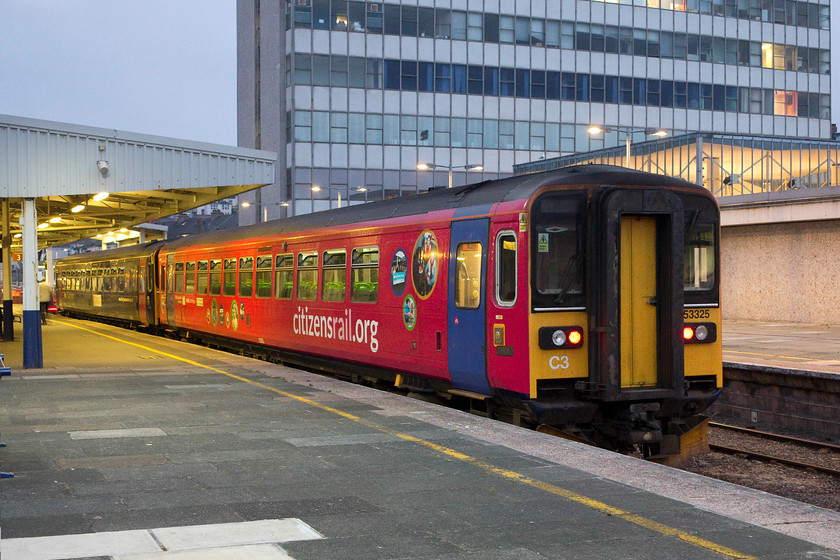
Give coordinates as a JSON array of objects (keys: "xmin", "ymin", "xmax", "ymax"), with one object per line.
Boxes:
[{"xmin": 721, "ymin": 219, "xmax": 840, "ymax": 325}]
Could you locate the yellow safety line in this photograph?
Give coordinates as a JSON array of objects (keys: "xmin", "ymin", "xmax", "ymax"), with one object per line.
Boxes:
[{"xmin": 56, "ymin": 319, "xmax": 759, "ymax": 560}]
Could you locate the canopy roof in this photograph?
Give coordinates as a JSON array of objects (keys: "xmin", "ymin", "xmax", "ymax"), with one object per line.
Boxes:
[{"xmin": 1, "ymin": 114, "xmax": 276, "ymax": 248}]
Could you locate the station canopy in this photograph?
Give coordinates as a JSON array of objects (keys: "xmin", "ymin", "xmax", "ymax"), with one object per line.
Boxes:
[
  {"xmin": 1, "ymin": 114, "xmax": 276, "ymax": 248},
  {"xmin": 514, "ymin": 132, "xmax": 840, "ymax": 198}
]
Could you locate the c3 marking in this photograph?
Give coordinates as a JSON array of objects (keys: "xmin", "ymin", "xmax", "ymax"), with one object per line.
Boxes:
[{"xmin": 549, "ymin": 355, "xmax": 570, "ymax": 370}]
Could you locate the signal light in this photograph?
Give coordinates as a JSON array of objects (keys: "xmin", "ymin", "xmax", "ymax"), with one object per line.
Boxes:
[
  {"xmin": 538, "ymin": 326, "xmax": 584, "ymax": 349},
  {"xmin": 683, "ymin": 323, "xmax": 717, "ymax": 344}
]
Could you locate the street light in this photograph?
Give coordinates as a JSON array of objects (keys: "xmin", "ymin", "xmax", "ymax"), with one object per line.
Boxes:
[
  {"xmin": 311, "ymin": 185, "xmax": 345, "ymax": 208},
  {"xmin": 587, "ymin": 126, "xmax": 668, "ymax": 168},
  {"xmin": 417, "ymin": 162, "xmax": 484, "ymax": 189},
  {"xmin": 354, "ymin": 187, "xmax": 368, "ymax": 203}
]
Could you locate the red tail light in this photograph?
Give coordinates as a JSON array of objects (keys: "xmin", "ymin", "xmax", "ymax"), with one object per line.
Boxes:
[
  {"xmin": 683, "ymin": 326, "xmax": 695, "ymax": 340},
  {"xmin": 567, "ymin": 329, "xmax": 582, "ymax": 345}
]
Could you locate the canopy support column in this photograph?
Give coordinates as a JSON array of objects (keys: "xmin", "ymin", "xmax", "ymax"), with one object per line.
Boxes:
[
  {"xmin": 22, "ymin": 198, "xmax": 42, "ymax": 368},
  {"xmin": 2, "ymin": 199, "xmax": 13, "ymax": 341}
]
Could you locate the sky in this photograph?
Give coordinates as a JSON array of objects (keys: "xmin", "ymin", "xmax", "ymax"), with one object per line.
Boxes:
[
  {"xmin": 0, "ymin": 1, "xmax": 237, "ymax": 146},
  {"xmin": 0, "ymin": 1, "xmax": 838, "ymax": 144}
]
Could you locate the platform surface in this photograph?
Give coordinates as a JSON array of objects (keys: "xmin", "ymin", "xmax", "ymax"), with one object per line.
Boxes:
[
  {"xmin": 722, "ymin": 320, "xmax": 840, "ymax": 375},
  {"xmin": 0, "ymin": 316, "xmax": 838, "ymax": 559}
]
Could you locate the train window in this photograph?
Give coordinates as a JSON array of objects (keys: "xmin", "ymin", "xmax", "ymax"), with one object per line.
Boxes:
[
  {"xmin": 684, "ymin": 224, "xmax": 716, "ymax": 292},
  {"xmin": 185, "ymin": 262, "xmax": 196, "ymax": 294},
  {"xmin": 209, "ymin": 260, "xmax": 222, "ymax": 295},
  {"xmin": 174, "ymin": 262, "xmax": 185, "ymax": 294},
  {"xmin": 196, "ymin": 261, "xmax": 208, "ymax": 295},
  {"xmin": 275, "ymin": 253, "xmax": 294, "ymax": 299},
  {"xmin": 322, "ymin": 249, "xmax": 346, "ymax": 302},
  {"xmin": 454, "ymin": 242, "xmax": 483, "ymax": 309},
  {"xmin": 351, "ymin": 246, "xmax": 379, "ymax": 303},
  {"xmin": 531, "ymin": 192, "xmax": 586, "ymax": 310},
  {"xmin": 297, "ymin": 252, "xmax": 318, "ymax": 301},
  {"xmin": 255, "ymin": 256, "xmax": 272, "ymax": 298},
  {"xmin": 117, "ymin": 267, "xmax": 126, "ymax": 292},
  {"xmin": 223, "ymin": 258, "xmax": 237, "ymax": 296},
  {"xmin": 239, "ymin": 257, "xmax": 254, "ymax": 297},
  {"xmin": 496, "ymin": 232, "xmax": 517, "ymax": 306}
]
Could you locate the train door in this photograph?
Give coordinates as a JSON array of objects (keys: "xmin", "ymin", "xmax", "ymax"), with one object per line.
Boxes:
[
  {"xmin": 143, "ymin": 258, "xmax": 156, "ymax": 325},
  {"xmin": 138, "ymin": 258, "xmax": 147, "ymax": 323},
  {"xmin": 447, "ymin": 219, "xmax": 491, "ymax": 395},
  {"xmin": 590, "ymin": 187, "xmax": 685, "ymax": 399},
  {"xmin": 620, "ymin": 216, "xmax": 658, "ymax": 388},
  {"xmin": 166, "ymin": 253, "xmax": 175, "ymax": 325}
]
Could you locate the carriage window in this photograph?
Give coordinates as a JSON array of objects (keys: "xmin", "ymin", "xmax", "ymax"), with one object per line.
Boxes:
[
  {"xmin": 351, "ymin": 246, "xmax": 379, "ymax": 303},
  {"xmin": 297, "ymin": 251, "xmax": 318, "ymax": 301},
  {"xmin": 532, "ymin": 193, "xmax": 585, "ymax": 309},
  {"xmin": 239, "ymin": 257, "xmax": 254, "ymax": 297},
  {"xmin": 322, "ymin": 249, "xmax": 346, "ymax": 302},
  {"xmin": 209, "ymin": 259, "xmax": 222, "ymax": 295},
  {"xmin": 275, "ymin": 253, "xmax": 294, "ymax": 299},
  {"xmin": 223, "ymin": 258, "xmax": 237, "ymax": 296},
  {"xmin": 174, "ymin": 262, "xmax": 184, "ymax": 294},
  {"xmin": 454, "ymin": 242, "xmax": 482, "ymax": 309},
  {"xmin": 684, "ymin": 224, "xmax": 716, "ymax": 291},
  {"xmin": 255, "ymin": 255, "xmax": 272, "ymax": 298},
  {"xmin": 117, "ymin": 267, "xmax": 127, "ymax": 292},
  {"xmin": 496, "ymin": 232, "xmax": 517, "ymax": 305},
  {"xmin": 185, "ymin": 262, "xmax": 196, "ymax": 294},
  {"xmin": 196, "ymin": 260, "xmax": 208, "ymax": 294}
]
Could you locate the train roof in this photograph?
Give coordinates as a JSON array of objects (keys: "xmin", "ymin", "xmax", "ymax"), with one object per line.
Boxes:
[
  {"xmin": 157, "ymin": 165, "xmax": 704, "ymax": 251},
  {"xmin": 55, "ymin": 240, "xmax": 165, "ymax": 266},
  {"xmin": 55, "ymin": 165, "xmax": 707, "ymax": 264}
]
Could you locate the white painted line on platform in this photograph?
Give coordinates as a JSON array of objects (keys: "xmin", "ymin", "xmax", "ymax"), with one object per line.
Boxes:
[
  {"xmin": 151, "ymin": 519, "xmax": 323, "ymax": 551},
  {"xmin": 20, "ymin": 375, "xmax": 81, "ymax": 380},
  {"xmin": 69, "ymin": 427, "xmax": 168, "ymax": 440},
  {"xmin": 0, "ymin": 529, "xmax": 160, "ymax": 560},
  {"xmin": 0, "ymin": 519, "xmax": 323, "ymax": 560},
  {"xmin": 116, "ymin": 543, "xmax": 296, "ymax": 560}
]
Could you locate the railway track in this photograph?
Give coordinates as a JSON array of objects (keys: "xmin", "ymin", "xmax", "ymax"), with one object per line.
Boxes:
[{"xmin": 708, "ymin": 422, "xmax": 840, "ymax": 477}]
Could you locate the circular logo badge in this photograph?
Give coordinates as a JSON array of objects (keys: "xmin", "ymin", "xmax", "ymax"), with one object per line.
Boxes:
[
  {"xmin": 391, "ymin": 249, "xmax": 408, "ymax": 296},
  {"xmin": 411, "ymin": 230, "xmax": 438, "ymax": 299},
  {"xmin": 403, "ymin": 295, "xmax": 417, "ymax": 331}
]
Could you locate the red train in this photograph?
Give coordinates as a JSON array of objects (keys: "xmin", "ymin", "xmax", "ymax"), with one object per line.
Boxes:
[{"xmin": 55, "ymin": 165, "xmax": 722, "ymax": 456}]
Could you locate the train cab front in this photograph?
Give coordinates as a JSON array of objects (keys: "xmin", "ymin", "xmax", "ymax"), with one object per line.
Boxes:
[{"xmin": 524, "ymin": 181, "xmax": 722, "ymax": 456}]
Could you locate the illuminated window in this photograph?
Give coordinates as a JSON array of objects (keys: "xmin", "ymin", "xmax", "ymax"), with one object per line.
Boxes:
[{"xmin": 774, "ymin": 90, "xmax": 798, "ymax": 116}]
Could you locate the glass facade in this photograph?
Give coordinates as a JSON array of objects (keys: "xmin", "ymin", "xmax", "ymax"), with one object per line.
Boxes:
[{"xmin": 237, "ymin": 0, "xmax": 832, "ymax": 220}]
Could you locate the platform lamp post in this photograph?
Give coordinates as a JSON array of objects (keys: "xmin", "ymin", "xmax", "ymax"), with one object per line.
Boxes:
[
  {"xmin": 416, "ymin": 162, "xmax": 484, "ymax": 189},
  {"xmin": 587, "ymin": 126, "xmax": 668, "ymax": 169}
]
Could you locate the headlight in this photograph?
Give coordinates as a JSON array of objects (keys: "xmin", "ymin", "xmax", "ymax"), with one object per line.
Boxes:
[{"xmin": 552, "ymin": 329, "xmax": 567, "ymax": 347}]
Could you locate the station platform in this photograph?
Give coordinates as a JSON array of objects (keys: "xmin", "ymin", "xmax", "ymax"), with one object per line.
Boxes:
[
  {"xmin": 0, "ymin": 317, "xmax": 838, "ymax": 559},
  {"xmin": 722, "ymin": 320, "xmax": 840, "ymax": 376}
]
